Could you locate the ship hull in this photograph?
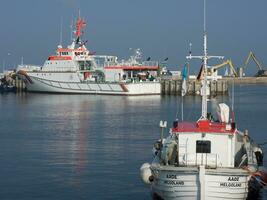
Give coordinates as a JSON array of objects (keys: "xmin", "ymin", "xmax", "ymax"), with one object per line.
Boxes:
[
  {"xmin": 150, "ymin": 165, "xmax": 249, "ymax": 200},
  {"xmin": 18, "ymin": 71, "xmax": 161, "ymax": 95}
]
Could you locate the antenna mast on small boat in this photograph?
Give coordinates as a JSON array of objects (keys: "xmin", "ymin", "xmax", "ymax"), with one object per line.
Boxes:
[
  {"xmin": 202, "ymin": 0, "xmax": 208, "ymax": 119},
  {"xmin": 186, "ymin": 0, "xmax": 223, "ymax": 120}
]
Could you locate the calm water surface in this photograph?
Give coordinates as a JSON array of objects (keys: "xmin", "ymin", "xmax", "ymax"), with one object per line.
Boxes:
[{"xmin": 0, "ymin": 85, "xmax": 267, "ymax": 200}]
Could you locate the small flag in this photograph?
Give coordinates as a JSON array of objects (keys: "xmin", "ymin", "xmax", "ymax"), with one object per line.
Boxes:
[{"xmin": 181, "ymin": 64, "xmax": 187, "ymax": 96}]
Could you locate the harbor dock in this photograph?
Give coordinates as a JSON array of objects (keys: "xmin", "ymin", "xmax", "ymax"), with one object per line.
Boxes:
[
  {"xmin": 223, "ymin": 76, "xmax": 267, "ymax": 84},
  {"xmin": 12, "ymin": 76, "xmax": 25, "ymax": 92},
  {"xmin": 161, "ymin": 79, "xmax": 228, "ymax": 95},
  {"xmin": 161, "ymin": 76, "xmax": 267, "ymax": 95}
]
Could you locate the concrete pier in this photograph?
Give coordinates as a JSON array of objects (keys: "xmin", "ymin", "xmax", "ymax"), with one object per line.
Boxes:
[
  {"xmin": 223, "ymin": 77, "xmax": 267, "ymax": 84},
  {"xmin": 11, "ymin": 76, "xmax": 25, "ymax": 92},
  {"xmin": 161, "ymin": 79, "xmax": 228, "ymax": 95}
]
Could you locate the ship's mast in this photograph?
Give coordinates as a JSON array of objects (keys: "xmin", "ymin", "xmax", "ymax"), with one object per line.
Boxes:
[
  {"xmin": 75, "ymin": 11, "xmax": 86, "ymax": 39},
  {"xmin": 202, "ymin": 35, "xmax": 208, "ymax": 119},
  {"xmin": 202, "ymin": 0, "xmax": 208, "ymax": 119},
  {"xmin": 186, "ymin": 0, "xmax": 223, "ymax": 120}
]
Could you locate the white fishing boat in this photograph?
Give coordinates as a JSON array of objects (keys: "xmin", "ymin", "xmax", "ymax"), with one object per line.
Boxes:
[
  {"xmin": 17, "ymin": 15, "xmax": 161, "ymax": 95},
  {"xmin": 140, "ymin": 1, "xmax": 267, "ymax": 199}
]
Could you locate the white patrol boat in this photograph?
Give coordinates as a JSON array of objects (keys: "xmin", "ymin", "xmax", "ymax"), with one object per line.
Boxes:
[
  {"xmin": 17, "ymin": 15, "xmax": 161, "ymax": 95},
  {"xmin": 140, "ymin": 1, "xmax": 267, "ymax": 199}
]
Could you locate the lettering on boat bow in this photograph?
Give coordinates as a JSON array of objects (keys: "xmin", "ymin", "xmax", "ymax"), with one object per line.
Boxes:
[
  {"xmin": 165, "ymin": 174, "xmax": 184, "ymax": 185},
  {"xmin": 219, "ymin": 176, "xmax": 242, "ymax": 187},
  {"xmin": 164, "ymin": 180, "xmax": 185, "ymax": 185}
]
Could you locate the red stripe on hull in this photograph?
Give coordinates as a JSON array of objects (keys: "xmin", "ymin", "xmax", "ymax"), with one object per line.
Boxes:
[{"xmin": 119, "ymin": 84, "xmax": 129, "ymax": 92}]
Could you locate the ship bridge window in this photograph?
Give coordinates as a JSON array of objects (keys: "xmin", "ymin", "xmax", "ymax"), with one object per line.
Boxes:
[
  {"xmin": 196, "ymin": 140, "xmax": 211, "ymax": 153},
  {"xmin": 78, "ymin": 61, "xmax": 93, "ymax": 70}
]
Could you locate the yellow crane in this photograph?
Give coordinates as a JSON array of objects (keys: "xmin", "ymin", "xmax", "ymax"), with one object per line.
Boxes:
[
  {"xmin": 208, "ymin": 59, "xmax": 238, "ymax": 77},
  {"xmin": 196, "ymin": 60, "xmax": 237, "ymax": 80},
  {"xmin": 241, "ymin": 51, "xmax": 267, "ymax": 77},
  {"xmin": 243, "ymin": 51, "xmax": 263, "ymax": 70}
]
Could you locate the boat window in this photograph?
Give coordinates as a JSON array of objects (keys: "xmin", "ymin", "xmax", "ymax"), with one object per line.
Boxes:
[
  {"xmin": 196, "ymin": 140, "xmax": 211, "ymax": 153},
  {"xmin": 78, "ymin": 61, "xmax": 93, "ymax": 70},
  {"xmin": 61, "ymin": 52, "xmax": 69, "ymax": 55}
]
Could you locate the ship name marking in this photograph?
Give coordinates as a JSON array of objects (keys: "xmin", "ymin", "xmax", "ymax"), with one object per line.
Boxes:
[
  {"xmin": 166, "ymin": 174, "xmax": 178, "ymax": 179},
  {"xmin": 220, "ymin": 182, "xmax": 241, "ymax": 187},
  {"xmin": 164, "ymin": 180, "xmax": 184, "ymax": 185},
  {"xmin": 228, "ymin": 176, "xmax": 239, "ymax": 181}
]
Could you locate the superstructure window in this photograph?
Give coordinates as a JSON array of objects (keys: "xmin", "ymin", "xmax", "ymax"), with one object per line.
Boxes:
[
  {"xmin": 196, "ymin": 140, "xmax": 211, "ymax": 153},
  {"xmin": 78, "ymin": 61, "xmax": 93, "ymax": 70},
  {"xmin": 61, "ymin": 52, "xmax": 69, "ymax": 55}
]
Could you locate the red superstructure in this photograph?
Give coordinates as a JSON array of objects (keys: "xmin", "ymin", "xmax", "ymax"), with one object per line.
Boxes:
[
  {"xmin": 172, "ymin": 120, "xmax": 236, "ymax": 134},
  {"xmin": 48, "ymin": 56, "xmax": 72, "ymax": 61}
]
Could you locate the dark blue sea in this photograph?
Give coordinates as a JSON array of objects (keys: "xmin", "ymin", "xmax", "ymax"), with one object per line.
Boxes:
[{"xmin": 0, "ymin": 85, "xmax": 267, "ymax": 200}]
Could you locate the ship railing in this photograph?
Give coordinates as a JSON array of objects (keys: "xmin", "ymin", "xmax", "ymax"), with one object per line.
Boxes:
[
  {"xmin": 41, "ymin": 67, "xmax": 78, "ymax": 72},
  {"xmin": 180, "ymin": 153, "xmax": 219, "ymax": 168},
  {"xmin": 126, "ymin": 77, "xmax": 159, "ymax": 83},
  {"xmin": 105, "ymin": 78, "xmax": 159, "ymax": 84},
  {"xmin": 140, "ymin": 61, "xmax": 159, "ymax": 66},
  {"xmin": 103, "ymin": 61, "xmax": 159, "ymax": 67}
]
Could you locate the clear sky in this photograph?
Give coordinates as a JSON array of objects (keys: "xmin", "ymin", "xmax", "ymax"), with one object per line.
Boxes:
[{"xmin": 0, "ymin": 0, "xmax": 267, "ymax": 75}]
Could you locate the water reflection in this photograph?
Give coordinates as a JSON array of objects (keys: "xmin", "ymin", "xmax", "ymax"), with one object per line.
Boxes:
[{"xmin": 0, "ymin": 88, "xmax": 266, "ymax": 199}]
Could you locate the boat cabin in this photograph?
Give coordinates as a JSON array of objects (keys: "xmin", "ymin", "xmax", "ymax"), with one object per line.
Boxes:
[
  {"xmin": 41, "ymin": 44, "xmax": 97, "ymax": 72},
  {"xmin": 171, "ymin": 120, "xmax": 239, "ymax": 168},
  {"xmin": 158, "ymin": 104, "xmax": 250, "ymax": 169},
  {"xmin": 104, "ymin": 65, "xmax": 159, "ymax": 82},
  {"xmin": 93, "ymin": 51, "xmax": 159, "ymax": 82}
]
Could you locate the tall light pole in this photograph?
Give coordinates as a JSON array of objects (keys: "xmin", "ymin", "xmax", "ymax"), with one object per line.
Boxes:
[
  {"xmin": 2, "ymin": 60, "xmax": 5, "ymax": 73},
  {"xmin": 7, "ymin": 53, "xmax": 11, "ymax": 71}
]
